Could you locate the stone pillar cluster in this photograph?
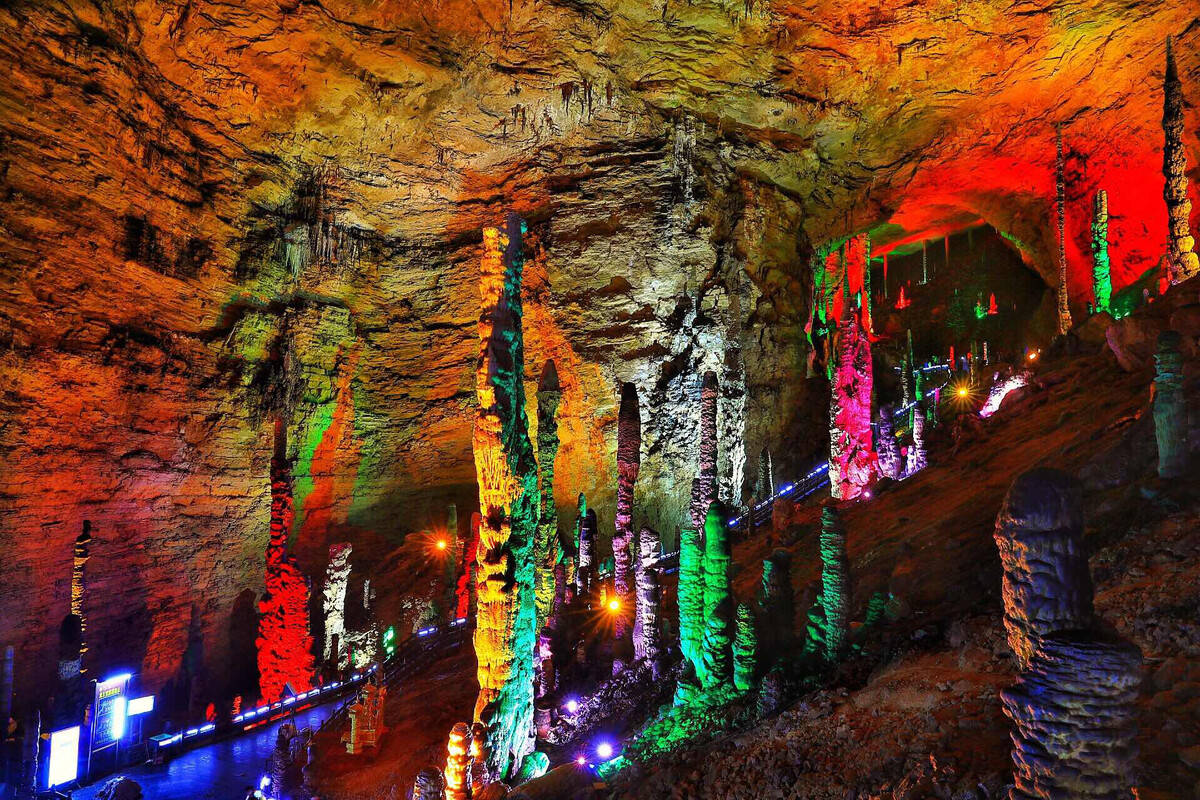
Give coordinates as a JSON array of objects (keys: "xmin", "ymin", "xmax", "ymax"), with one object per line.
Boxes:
[
  {"xmin": 995, "ymin": 469, "xmax": 1142, "ymax": 799},
  {"xmin": 1091, "ymin": 190, "xmax": 1112, "ymax": 314},
  {"xmin": 829, "ymin": 298, "xmax": 876, "ymax": 500},
  {"xmin": 876, "ymin": 404, "xmax": 902, "ymax": 480},
  {"xmin": 1153, "ymin": 330, "xmax": 1188, "ymax": 479},
  {"xmin": 613, "ymin": 382, "xmax": 641, "ymax": 670},
  {"xmin": 470, "ymin": 213, "xmax": 540, "ymax": 778},
  {"xmin": 804, "ymin": 506, "xmax": 849, "ymax": 663},
  {"xmin": 534, "ymin": 360, "xmax": 562, "ymax": 630},
  {"xmin": 633, "ymin": 526, "xmax": 661, "ymax": 671},
  {"xmin": 1163, "ymin": 37, "xmax": 1199, "ymax": 285},
  {"xmin": 257, "ymin": 427, "xmax": 316, "ymax": 704}
]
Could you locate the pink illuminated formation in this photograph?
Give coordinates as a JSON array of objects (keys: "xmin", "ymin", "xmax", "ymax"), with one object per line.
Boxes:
[
  {"xmin": 980, "ymin": 372, "xmax": 1030, "ymax": 418},
  {"xmin": 829, "ymin": 302, "xmax": 875, "ymax": 500}
]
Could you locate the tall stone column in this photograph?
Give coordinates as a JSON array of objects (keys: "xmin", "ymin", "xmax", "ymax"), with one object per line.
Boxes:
[
  {"xmin": 805, "ymin": 505, "xmax": 849, "ymax": 663},
  {"xmin": 1054, "ymin": 125, "xmax": 1073, "ymax": 334},
  {"xmin": 678, "ymin": 525, "xmax": 704, "ymax": 679},
  {"xmin": 613, "ymin": 382, "xmax": 641, "ymax": 669},
  {"xmin": 876, "ymin": 405, "xmax": 902, "ymax": 480},
  {"xmin": 905, "ymin": 405, "xmax": 927, "ymax": 477},
  {"xmin": 534, "ymin": 360, "xmax": 563, "ymax": 630},
  {"xmin": 1091, "ymin": 190, "xmax": 1112, "ymax": 314},
  {"xmin": 993, "ymin": 469, "xmax": 1094, "ymax": 667},
  {"xmin": 1153, "ymin": 330, "xmax": 1188, "ymax": 478},
  {"xmin": 258, "ymin": 425, "xmax": 316, "ymax": 704},
  {"xmin": 690, "ymin": 371, "xmax": 719, "ymax": 532},
  {"xmin": 700, "ymin": 501, "xmax": 733, "ymax": 689},
  {"xmin": 633, "ymin": 526, "xmax": 661, "ymax": 671},
  {"xmin": 755, "ymin": 447, "xmax": 774, "ymax": 499},
  {"xmin": 759, "ymin": 549, "xmax": 794, "ymax": 668},
  {"xmin": 455, "ymin": 513, "xmax": 480, "ymax": 621},
  {"xmin": 733, "ymin": 603, "xmax": 758, "ymax": 692},
  {"xmin": 444, "ymin": 722, "xmax": 471, "ymax": 800},
  {"xmin": 576, "ymin": 505, "xmax": 596, "ymax": 598},
  {"xmin": 470, "ymin": 213, "xmax": 539, "ymax": 779},
  {"xmin": 323, "ymin": 542, "xmax": 352, "ymax": 667},
  {"xmin": 1163, "ymin": 37, "xmax": 1199, "ymax": 285},
  {"xmin": 829, "ymin": 299, "xmax": 875, "ymax": 500}
]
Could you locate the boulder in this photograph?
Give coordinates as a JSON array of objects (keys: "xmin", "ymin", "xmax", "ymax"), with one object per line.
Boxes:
[{"xmin": 1106, "ymin": 314, "xmax": 1166, "ymax": 372}]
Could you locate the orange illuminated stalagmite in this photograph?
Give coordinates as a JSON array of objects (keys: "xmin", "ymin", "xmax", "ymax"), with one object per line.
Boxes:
[{"xmin": 470, "ymin": 213, "xmax": 539, "ymax": 780}]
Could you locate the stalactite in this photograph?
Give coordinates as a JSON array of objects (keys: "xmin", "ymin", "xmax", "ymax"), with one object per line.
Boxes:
[
  {"xmin": 678, "ymin": 524, "xmax": 704, "ymax": 681},
  {"xmin": 690, "ymin": 371, "xmax": 719, "ymax": 532},
  {"xmin": 1090, "ymin": 190, "xmax": 1112, "ymax": 314},
  {"xmin": 993, "ymin": 469, "xmax": 1094, "ymax": 667},
  {"xmin": 805, "ymin": 506, "xmax": 849, "ymax": 663},
  {"xmin": 1163, "ymin": 37, "xmax": 1198, "ymax": 285},
  {"xmin": 829, "ymin": 299, "xmax": 875, "ymax": 500},
  {"xmin": 700, "ymin": 501, "xmax": 733, "ymax": 689},
  {"xmin": 445, "ymin": 722, "xmax": 471, "ymax": 800},
  {"xmin": 758, "ymin": 549, "xmax": 794, "ymax": 669},
  {"xmin": 323, "ymin": 542, "xmax": 352, "ymax": 667},
  {"xmin": 876, "ymin": 404, "xmax": 902, "ymax": 480},
  {"xmin": 733, "ymin": 603, "xmax": 758, "ymax": 692},
  {"xmin": 534, "ymin": 360, "xmax": 563, "ymax": 631},
  {"xmin": 633, "ymin": 526, "xmax": 661, "ymax": 671},
  {"xmin": 258, "ymin": 427, "xmax": 316, "ymax": 704},
  {"xmin": 613, "ymin": 382, "xmax": 641, "ymax": 668},
  {"xmin": 576, "ymin": 507, "xmax": 596, "ymax": 598},
  {"xmin": 70, "ymin": 522, "xmax": 91, "ymax": 671},
  {"xmin": 456, "ymin": 513, "xmax": 480, "ymax": 620},
  {"xmin": 905, "ymin": 405, "xmax": 927, "ymax": 477},
  {"xmin": 470, "ymin": 213, "xmax": 539, "ymax": 779},
  {"xmin": 1054, "ymin": 125, "xmax": 1073, "ymax": 334},
  {"xmin": 1153, "ymin": 330, "xmax": 1188, "ymax": 478}
]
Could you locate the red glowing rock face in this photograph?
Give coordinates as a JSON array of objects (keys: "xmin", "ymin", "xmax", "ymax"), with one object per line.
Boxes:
[{"xmin": 257, "ymin": 456, "xmax": 315, "ymax": 704}]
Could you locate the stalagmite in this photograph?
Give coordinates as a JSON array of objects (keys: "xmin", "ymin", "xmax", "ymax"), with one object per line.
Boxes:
[
  {"xmin": 700, "ymin": 501, "xmax": 733, "ymax": 689},
  {"xmin": 70, "ymin": 523, "xmax": 90, "ymax": 671},
  {"xmin": 1163, "ymin": 37, "xmax": 1199, "ymax": 285},
  {"xmin": 445, "ymin": 722, "xmax": 471, "ymax": 800},
  {"xmin": 1054, "ymin": 125, "xmax": 1073, "ymax": 334},
  {"xmin": 733, "ymin": 603, "xmax": 758, "ymax": 691},
  {"xmin": 678, "ymin": 524, "xmax": 704, "ymax": 679},
  {"xmin": 323, "ymin": 542, "xmax": 352, "ymax": 666},
  {"xmin": 805, "ymin": 506, "xmax": 849, "ymax": 663},
  {"xmin": 633, "ymin": 526, "xmax": 661, "ymax": 670},
  {"xmin": 613, "ymin": 381, "xmax": 641, "ymax": 668},
  {"xmin": 690, "ymin": 371, "xmax": 719, "ymax": 532},
  {"xmin": 534, "ymin": 360, "xmax": 563, "ymax": 630},
  {"xmin": 901, "ymin": 329, "xmax": 914, "ymax": 410},
  {"xmin": 758, "ymin": 549, "xmax": 794, "ymax": 669},
  {"xmin": 1153, "ymin": 330, "xmax": 1188, "ymax": 478},
  {"xmin": 905, "ymin": 404, "xmax": 927, "ymax": 477},
  {"xmin": 829, "ymin": 298, "xmax": 875, "ymax": 500},
  {"xmin": 576, "ymin": 506, "xmax": 596, "ymax": 598},
  {"xmin": 455, "ymin": 513, "xmax": 481, "ymax": 620},
  {"xmin": 755, "ymin": 447, "xmax": 774, "ymax": 499},
  {"xmin": 876, "ymin": 404, "xmax": 902, "ymax": 480},
  {"xmin": 535, "ymin": 630, "xmax": 554, "ymax": 699},
  {"xmin": 470, "ymin": 213, "xmax": 539, "ymax": 778},
  {"xmin": 1091, "ymin": 190, "xmax": 1112, "ymax": 314},
  {"xmin": 993, "ymin": 469, "xmax": 1094, "ymax": 667},
  {"xmin": 1002, "ymin": 630, "xmax": 1142, "ymax": 800},
  {"xmin": 258, "ymin": 427, "xmax": 316, "ymax": 703},
  {"xmin": 412, "ymin": 767, "xmax": 446, "ymax": 800}
]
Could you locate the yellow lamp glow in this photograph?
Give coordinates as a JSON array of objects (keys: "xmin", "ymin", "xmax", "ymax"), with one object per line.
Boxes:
[
  {"xmin": 436, "ymin": 539, "xmax": 447, "ymax": 551},
  {"xmin": 607, "ymin": 599, "xmax": 620, "ymax": 613}
]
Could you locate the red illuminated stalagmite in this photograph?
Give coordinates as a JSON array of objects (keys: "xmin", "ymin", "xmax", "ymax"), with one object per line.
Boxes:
[
  {"xmin": 1162, "ymin": 38, "xmax": 1198, "ymax": 285},
  {"xmin": 829, "ymin": 293, "xmax": 875, "ymax": 500},
  {"xmin": 613, "ymin": 381, "xmax": 641, "ymax": 670},
  {"xmin": 455, "ymin": 513, "xmax": 480, "ymax": 621},
  {"xmin": 257, "ymin": 427, "xmax": 316, "ymax": 704}
]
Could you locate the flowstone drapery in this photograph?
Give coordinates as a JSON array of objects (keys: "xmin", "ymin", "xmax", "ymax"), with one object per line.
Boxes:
[
  {"xmin": 829, "ymin": 300, "xmax": 875, "ymax": 500},
  {"xmin": 1153, "ymin": 330, "xmax": 1188, "ymax": 478},
  {"xmin": 804, "ymin": 506, "xmax": 849, "ymax": 663},
  {"xmin": 876, "ymin": 405, "xmax": 902, "ymax": 480},
  {"xmin": 613, "ymin": 382, "xmax": 641, "ymax": 668},
  {"xmin": 1091, "ymin": 190, "xmax": 1112, "ymax": 314},
  {"xmin": 323, "ymin": 542, "xmax": 352, "ymax": 666},
  {"xmin": 470, "ymin": 213, "xmax": 539, "ymax": 778},
  {"xmin": 633, "ymin": 526, "xmax": 661, "ymax": 670},
  {"xmin": 700, "ymin": 502, "xmax": 733, "ymax": 689},
  {"xmin": 534, "ymin": 360, "xmax": 562, "ymax": 630},
  {"xmin": 1163, "ymin": 38, "xmax": 1199, "ymax": 285},
  {"xmin": 993, "ymin": 469, "xmax": 1094, "ymax": 667}
]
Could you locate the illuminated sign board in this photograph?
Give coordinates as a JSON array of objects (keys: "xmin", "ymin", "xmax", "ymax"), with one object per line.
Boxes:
[
  {"xmin": 47, "ymin": 726, "xmax": 80, "ymax": 787},
  {"xmin": 92, "ymin": 673, "xmax": 130, "ymax": 749},
  {"xmin": 127, "ymin": 695, "xmax": 154, "ymax": 716}
]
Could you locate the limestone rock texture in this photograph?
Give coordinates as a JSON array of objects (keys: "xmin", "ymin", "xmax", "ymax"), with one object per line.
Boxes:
[
  {"xmin": 613, "ymin": 381, "xmax": 641, "ymax": 658},
  {"xmin": 0, "ymin": 0, "xmax": 1198, "ymax": 709}
]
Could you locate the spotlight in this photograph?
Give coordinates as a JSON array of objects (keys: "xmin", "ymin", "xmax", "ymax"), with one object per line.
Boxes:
[
  {"xmin": 564, "ymin": 699, "xmax": 579, "ymax": 714},
  {"xmin": 436, "ymin": 539, "xmax": 447, "ymax": 551},
  {"xmin": 1027, "ymin": 351, "xmax": 1039, "ymax": 361},
  {"xmin": 956, "ymin": 386, "xmax": 969, "ymax": 398},
  {"xmin": 576, "ymin": 755, "xmax": 586, "ymax": 765},
  {"xmin": 862, "ymin": 490, "xmax": 872, "ymax": 500},
  {"xmin": 607, "ymin": 599, "xmax": 620, "ymax": 613},
  {"xmin": 596, "ymin": 741, "xmax": 614, "ymax": 759}
]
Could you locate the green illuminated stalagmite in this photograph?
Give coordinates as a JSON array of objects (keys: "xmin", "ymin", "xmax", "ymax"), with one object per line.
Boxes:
[
  {"xmin": 804, "ymin": 506, "xmax": 849, "ymax": 663},
  {"xmin": 733, "ymin": 603, "xmax": 758, "ymax": 692},
  {"xmin": 470, "ymin": 213, "xmax": 539, "ymax": 779},
  {"xmin": 1091, "ymin": 190, "xmax": 1112, "ymax": 314},
  {"xmin": 677, "ymin": 525, "xmax": 704, "ymax": 681},
  {"xmin": 534, "ymin": 360, "xmax": 562, "ymax": 629},
  {"xmin": 700, "ymin": 501, "xmax": 733, "ymax": 689}
]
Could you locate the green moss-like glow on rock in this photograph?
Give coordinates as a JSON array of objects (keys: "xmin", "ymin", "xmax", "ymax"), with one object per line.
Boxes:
[
  {"xmin": 803, "ymin": 506, "xmax": 849, "ymax": 663},
  {"xmin": 534, "ymin": 360, "xmax": 563, "ymax": 630},
  {"xmin": 733, "ymin": 603, "xmax": 758, "ymax": 691},
  {"xmin": 678, "ymin": 525, "xmax": 705, "ymax": 680},
  {"xmin": 700, "ymin": 502, "xmax": 733, "ymax": 689},
  {"xmin": 1090, "ymin": 190, "xmax": 1112, "ymax": 313}
]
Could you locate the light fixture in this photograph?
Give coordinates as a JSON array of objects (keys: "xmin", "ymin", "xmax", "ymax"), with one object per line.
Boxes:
[
  {"xmin": 607, "ymin": 599, "xmax": 620, "ymax": 613},
  {"xmin": 436, "ymin": 540, "xmax": 447, "ymax": 551},
  {"xmin": 565, "ymin": 698, "xmax": 579, "ymax": 714},
  {"xmin": 596, "ymin": 741, "xmax": 614, "ymax": 759}
]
